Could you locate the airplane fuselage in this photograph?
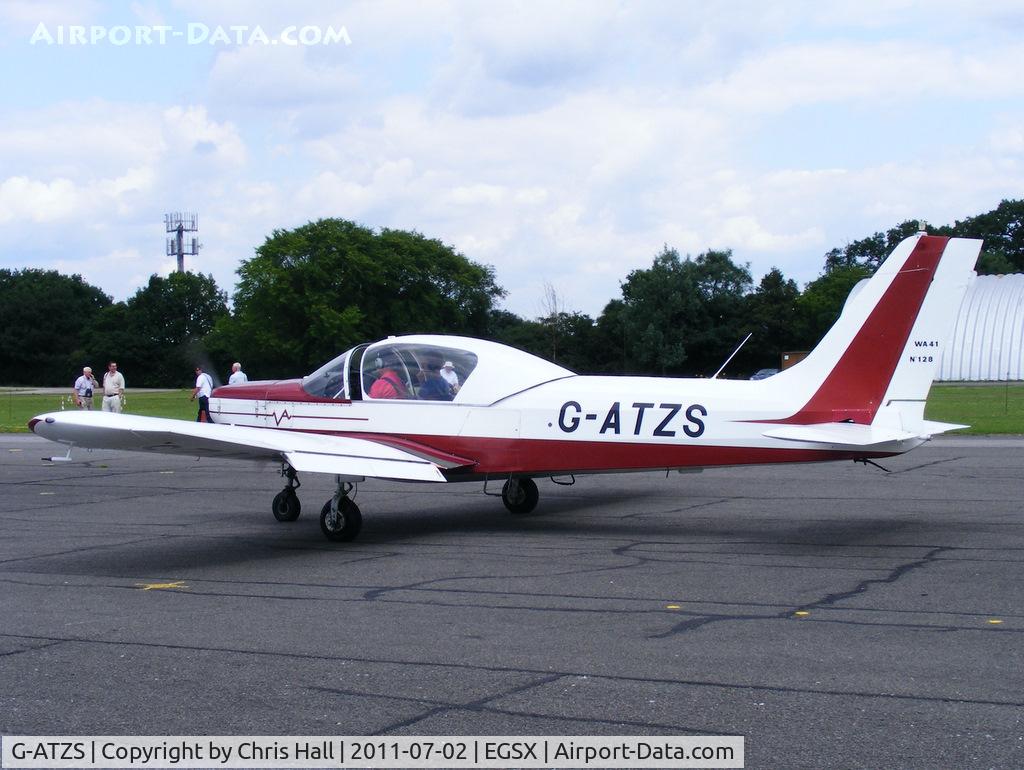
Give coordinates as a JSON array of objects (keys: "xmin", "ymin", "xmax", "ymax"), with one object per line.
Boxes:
[{"xmin": 211, "ymin": 374, "xmax": 909, "ymax": 480}]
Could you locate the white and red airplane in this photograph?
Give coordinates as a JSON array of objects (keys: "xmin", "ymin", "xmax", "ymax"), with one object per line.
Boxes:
[{"xmin": 31, "ymin": 233, "xmax": 980, "ymax": 542}]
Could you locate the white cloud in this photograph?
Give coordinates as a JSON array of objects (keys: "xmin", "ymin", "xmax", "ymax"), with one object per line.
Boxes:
[
  {"xmin": 989, "ymin": 122, "xmax": 1024, "ymax": 154},
  {"xmin": 700, "ymin": 40, "xmax": 1024, "ymax": 114},
  {"xmin": 129, "ymin": 1, "xmax": 166, "ymax": 28},
  {"xmin": 0, "ymin": 167, "xmax": 154, "ymax": 225},
  {"xmin": 161, "ymin": 105, "xmax": 247, "ymax": 167},
  {"xmin": 0, "ymin": 103, "xmax": 245, "ymax": 181},
  {"xmin": 0, "ymin": 176, "xmax": 79, "ymax": 223},
  {"xmin": 446, "ymin": 184, "xmax": 506, "ymax": 206},
  {"xmin": 712, "ymin": 216, "xmax": 824, "ymax": 254},
  {"xmin": 207, "ymin": 44, "xmax": 359, "ymax": 112},
  {"xmin": 6, "ymin": 2, "xmax": 1024, "ymax": 321}
]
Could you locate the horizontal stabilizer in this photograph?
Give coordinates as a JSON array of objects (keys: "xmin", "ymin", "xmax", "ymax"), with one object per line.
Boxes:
[
  {"xmin": 763, "ymin": 422, "xmax": 918, "ymax": 447},
  {"xmin": 916, "ymin": 420, "xmax": 970, "ymax": 436}
]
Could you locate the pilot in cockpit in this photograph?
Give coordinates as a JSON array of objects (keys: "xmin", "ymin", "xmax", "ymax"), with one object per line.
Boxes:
[{"xmin": 367, "ymin": 356, "xmax": 409, "ymax": 399}]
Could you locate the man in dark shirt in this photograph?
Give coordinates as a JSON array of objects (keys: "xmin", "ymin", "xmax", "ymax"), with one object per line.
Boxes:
[{"xmin": 415, "ymin": 369, "xmax": 454, "ymax": 401}]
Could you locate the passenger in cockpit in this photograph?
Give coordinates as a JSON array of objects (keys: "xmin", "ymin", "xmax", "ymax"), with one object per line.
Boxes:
[
  {"xmin": 439, "ymin": 361, "xmax": 460, "ymax": 393},
  {"xmin": 415, "ymin": 368, "xmax": 454, "ymax": 401}
]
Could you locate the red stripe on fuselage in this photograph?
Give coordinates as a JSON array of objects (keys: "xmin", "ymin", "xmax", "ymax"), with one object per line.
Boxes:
[
  {"xmin": 334, "ymin": 433, "xmax": 888, "ymax": 476},
  {"xmin": 768, "ymin": 235, "xmax": 947, "ymax": 425}
]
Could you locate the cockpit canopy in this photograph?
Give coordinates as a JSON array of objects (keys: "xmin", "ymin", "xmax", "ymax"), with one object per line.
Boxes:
[{"xmin": 302, "ymin": 334, "xmax": 573, "ymax": 405}]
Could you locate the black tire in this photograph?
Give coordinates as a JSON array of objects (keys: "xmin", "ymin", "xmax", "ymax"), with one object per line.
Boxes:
[
  {"xmin": 320, "ymin": 498, "xmax": 363, "ymax": 542},
  {"xmin": 502, "ymin": 477, "xmax": 539, "ymax": 514},
  {"xmin": 272, "ymin": 489, "xmax": 301, "ymax": 522}
]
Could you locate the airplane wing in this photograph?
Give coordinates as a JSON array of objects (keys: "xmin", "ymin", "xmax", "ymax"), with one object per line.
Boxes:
[{"xmin": 29, "ymin": 411, "xmax": 454, "ymax": 482}]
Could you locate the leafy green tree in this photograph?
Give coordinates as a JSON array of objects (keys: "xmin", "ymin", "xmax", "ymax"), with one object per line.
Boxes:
[
  {"xmin": 546, "ymin": 311, "xmax": 599, "ymax": 372},
  {"xmin": 823, "ymin": 200, "xmax": 1024, "ymax": 276},
  {"xmin": 90, "ymin": 272, "xmax": 229, "ymax": 387},
  {"xmin": 793, "ymin": 265, "xmax": 872, "ymax": 349},
  {"xmin": 130, "ymin": 272, "xmax": 228, "ymax": 349},
  {"xmin": 935, "ymin": 199, "xmax": 1024, "ymax": 273},
  {"xmin": 83, "ymin": 303, "xmax": 142, "ymax": 378},
  {"xmin": 590, "ymin": 299, "xmax": 629, "ymax": 373},
  {"xmin": 739, "ymin": 267, "xmax": 801, "ymax": 372},
  {"xmin": 618, "ymin": 247, "xmax": 694, "ymax": 374},
  {"xmin": 486, "ymin": 311, "xmax": 550, "ymax": 362},
  {"xmin": 224, "ymin": 219, "xmax": 505, "ymax": 377},
  {"xmin": 972, "ymin": 249, "xmax": 1017, "ymax": 275},
  {"xmin": 823, "ymin": 220, "xmax": 922, "ymax": 273},
  {"xmin": 0, "ymin": 269, "xmax": 111, "ymax": 385},
  {"xmin": 690, "ymin": 249, "xmax": 754, "ymax": 373},
  {"xmin": 485, "ymin": 307, "xmax": 600, "ymax": 372},
  {"xmin": 615, "ymin": 246, "xmax": 752, "ymax": 375},
  {"xmin": 484, "ymin": 309, "xmax": 529, "ymax": 340}
]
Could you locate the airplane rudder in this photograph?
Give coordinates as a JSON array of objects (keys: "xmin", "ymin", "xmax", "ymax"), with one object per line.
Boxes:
[
  {"xmin": 769, "ymin": 234, "xmax": 973, "ymax": 424},
  {"xmin": 880, "ymin": 237, "xmax": 981, "ymax": 407}
]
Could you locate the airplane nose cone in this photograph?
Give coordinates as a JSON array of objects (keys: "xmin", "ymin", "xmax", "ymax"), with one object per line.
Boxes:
[{"xmin": 28, "ymin": 415, "xmax": 56, "ymax": 434}]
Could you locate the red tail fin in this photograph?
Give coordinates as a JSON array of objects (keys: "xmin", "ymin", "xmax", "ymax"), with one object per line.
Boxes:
[{"xmin": 771, "ymin": 235, "xmax": 948, "ymax": 425}]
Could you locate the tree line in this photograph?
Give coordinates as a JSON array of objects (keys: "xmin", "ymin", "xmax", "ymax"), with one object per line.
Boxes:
[{"xmin": 2, "ymin": 199, "xmax": 1021, "ymax": 388}]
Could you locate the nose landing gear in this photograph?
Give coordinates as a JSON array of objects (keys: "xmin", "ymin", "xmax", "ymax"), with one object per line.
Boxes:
[{"xmin": 272, "ymin": 465, "xmax": 302, "ymax": 521}]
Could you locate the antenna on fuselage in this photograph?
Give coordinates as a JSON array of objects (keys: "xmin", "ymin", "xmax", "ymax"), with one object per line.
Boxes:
[{"xmin": 710, "ymin": 332, "xmax": 752, "ymax": 380}]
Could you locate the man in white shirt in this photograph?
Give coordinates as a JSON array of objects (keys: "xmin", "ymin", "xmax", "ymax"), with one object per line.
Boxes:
[
  {"xmin": 228, "ymin": 362, "xmax": 248, "ymax": 384},
  {"xmin": 192, "ymin": 366, "xmax": 215, "ymax": 423},
  {"xmin": 439, "ymin": 361, "xmax": 460, "ymax": 393},
  {"xmin": 101, "ymin": 362, "xmax": 125, "ymax": 413},
  {"xmin": 72, "ymin": 366, "xmax": 98, "ymax": 410}
]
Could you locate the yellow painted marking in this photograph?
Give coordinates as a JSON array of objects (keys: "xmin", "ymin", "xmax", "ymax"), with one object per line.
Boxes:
[
  {"xmin": 8, "ymin": 448, "xmax": 22, "ymax": 452},
  {"xmin": 794, "ymin": 611, "xmax": 811, "ymax": 617},
  {"xmin": 987, "ymin": 619, "xmax": 1003, "ymax": 625},
  {"xmin": 136, "ymin": 581, "xmax": 188, "ymax": 591},
  {"xmin": 665, "ymin": 604, "xmax": 681, "ymax": 610}
]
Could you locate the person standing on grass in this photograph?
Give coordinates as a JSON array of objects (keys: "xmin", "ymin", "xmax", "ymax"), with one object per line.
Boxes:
[
  {"xmin": 72, "ymin": 366, "xmax": 98, "ymax": 410},
  {"xmin": 101, "ymin": 362, "xmax": 125, "ymax": 413},
  {"xmin": 191, "ymin": 366, "xmax": 215, "ymax": 423}
]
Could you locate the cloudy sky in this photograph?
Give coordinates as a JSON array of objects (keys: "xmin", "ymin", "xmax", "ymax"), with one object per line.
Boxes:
[{"xmin": 3, "ymin": 1, "xmax": 1023, "ymax": 318}]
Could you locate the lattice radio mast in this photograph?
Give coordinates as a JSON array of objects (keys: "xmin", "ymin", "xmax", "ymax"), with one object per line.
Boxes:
[{"xmin": 165, "ymin": 211, "xmax": 200, "ymax": 272}]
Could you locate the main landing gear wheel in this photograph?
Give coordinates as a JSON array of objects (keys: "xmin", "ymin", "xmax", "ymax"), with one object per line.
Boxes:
[
  {"xmin": 272, "ymin": 489, "xmax": 301, "ymax": 522},
  {"xmin": 273, "ymin": 465, "xmax": 302, "ymax": 521},
  {"xmin": 502, "ymin": 477, "xmax": 539, "ymax": 514},
  {"xmin": 320, "ymin": 498, "xmax": 363, "ymax": 542}
]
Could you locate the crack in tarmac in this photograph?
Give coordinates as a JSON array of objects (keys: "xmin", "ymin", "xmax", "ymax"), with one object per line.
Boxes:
[{"xmin": 649, "ymin": 546, "xmax": 956, "ymax": 638}]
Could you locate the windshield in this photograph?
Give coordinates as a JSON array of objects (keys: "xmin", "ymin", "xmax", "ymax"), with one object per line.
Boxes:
[
  {"xmin": 301, "ymin": 350, "xmax": 351, "ymax": 399},
  {"xmin": 363, "ymin": 342, "xmax": 478, "ymax": 401}
]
